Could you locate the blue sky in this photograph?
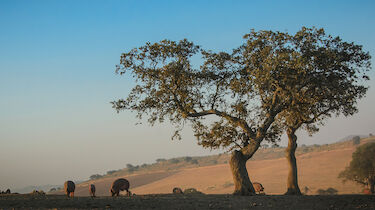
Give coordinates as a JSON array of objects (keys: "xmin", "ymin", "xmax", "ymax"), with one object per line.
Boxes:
[{"xmin": 0, "ymin": 0, "xmax": 374, "ymax": 189}]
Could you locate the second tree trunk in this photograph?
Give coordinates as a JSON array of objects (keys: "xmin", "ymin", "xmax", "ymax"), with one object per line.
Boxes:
[{"xmin": 285, "ymin": 128, "xmax": 302, "ymax": 195}]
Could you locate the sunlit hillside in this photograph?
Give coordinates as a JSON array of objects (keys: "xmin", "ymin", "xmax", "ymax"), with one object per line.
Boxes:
[{"xmin": 53, "ymin": 137, "xmax": 375, "ymax": 196}]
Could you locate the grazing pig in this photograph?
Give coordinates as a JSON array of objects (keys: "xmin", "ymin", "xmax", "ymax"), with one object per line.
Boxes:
[
  {"xmin": 252, "ymin": 182, "xmax": 265, "ymax": 195},
  {"xmin": 64, "ymin": 181, "xmax": 75, "ymax": 198},
  {"xmin": 173, "ymin": 187, "xmax": 183, "ymax": 194},
  {"xmin": 89, "ymin": 184, "xmax": 96, "ymax": 197},
  {"xmin": 110, "ymin": 178, "xmax": 130, "ymax": 196}
]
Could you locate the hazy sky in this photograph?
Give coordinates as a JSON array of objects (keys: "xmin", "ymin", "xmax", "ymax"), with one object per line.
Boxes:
[{"xmin": 1, "ymin": 0, "xmax": 374, "ymax": 190}]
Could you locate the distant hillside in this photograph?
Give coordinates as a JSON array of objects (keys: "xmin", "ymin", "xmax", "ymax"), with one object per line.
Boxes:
[
  {"xmin": 51, "ymin": 136, "xmax": 375, "ymax": 196},
  {"xmin": 14, "ymin": 184, "xmax": 62, "ymax": 194},
  {"xmin": 80, "ymin": 135, "xmax": 375, "ymax": 181},
  {"xmin": 337, "ymin": 134, "xmax": 369, "ymax": 142}
]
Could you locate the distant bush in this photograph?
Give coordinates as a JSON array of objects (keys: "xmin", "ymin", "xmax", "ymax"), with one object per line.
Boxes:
[
  {"xmin": 90, "ymin": 174, "xmax": 103, "ymax": 180},
  {"xmin": 191, "ymin": 159, "xmax": 199, "ymax": 164},
  {"xmin": 352, "ymin": 136, "xmax": 360, "ymax": 145},
  {"xmin": 184, "ymin": 156, "xmax": 192, "ymax": 162},
  {"xmin": 156, "ymin": 158, "xmax": 166, "ymax": 163},
  {"xmin": 313, "ymin": 144, "xmax": 320, "ymax": 148},
  {"xmin": 127, "ymin": 164, "xmax": 139, "ymax": 173},
  {"xmin": 107, "ymin": 170, "xmax": 118, "ymax": 175},
  {"xmin": 316, "ymin": 187, "xmax": 338, "ymax": 195},
  {"xmin": 48, "ymin": 188, "xmax": 56, "ymax": 192},
  {"xmin": 141, "ymin": 163, "xmax": 149, "ymax": 168},
  {"xmin": 211, "ymin": 160, "xmax": 218, "ymax": 165},
  {"xmin": 170, "ymin": 158, "xmax": 180, "ymax": 164}
]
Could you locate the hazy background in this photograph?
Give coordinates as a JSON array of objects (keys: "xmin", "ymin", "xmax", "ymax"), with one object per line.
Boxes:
[{"xmin": 0, "ymin": 0, "xmax": 374, "ymax": 190}]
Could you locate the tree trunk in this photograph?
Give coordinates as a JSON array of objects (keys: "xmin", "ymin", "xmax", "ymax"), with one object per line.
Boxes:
[
  {"xmin": 230, "ymin": 150, "xmax": 256, "ymax": 195},
  {"xmin": 284, "ymin": 128, "xmax": 302, "ymax": 195}
]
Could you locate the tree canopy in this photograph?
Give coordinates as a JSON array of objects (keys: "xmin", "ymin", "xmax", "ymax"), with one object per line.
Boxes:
[
  {"xmin": 113, "ymin": 27, "xmax": 371, "ymax": 195},
  {"xmin": 339, "ymin": 142, "xmax": 375, "ymax": 186}
]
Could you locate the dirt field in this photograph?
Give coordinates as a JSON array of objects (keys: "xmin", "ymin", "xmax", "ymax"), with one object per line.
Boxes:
[
  {"xmin": 1, "ymin": 194, "xmax": 374, "ymax": 209},
  {"xmin": 62, "ymin": 144, "xmax": 365, "ymax": 196}
]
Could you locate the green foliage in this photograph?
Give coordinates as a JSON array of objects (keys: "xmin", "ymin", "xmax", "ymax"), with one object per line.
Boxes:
[
  {"xmin": 276, "ymin": 27, "xmax": 370, "ymax": 136},
  {"xmin": 339, "ymin": 142, "xmax": 375, "ymax": 185},
  {"xmin": 113, "ymin": 27, "xmax": 370, "ymax": 161}
]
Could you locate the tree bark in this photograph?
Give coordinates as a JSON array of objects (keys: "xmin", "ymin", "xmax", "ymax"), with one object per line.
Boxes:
[
  {"xmin": 230, "ymin": 150, "xmax": 256, "ymax": 195},
  {"xmin": 284, "ymin": 128, "xmax": 302, "ymax": 195},
  {"xmin": 229, "ymin": 140, "xmax": 262, "ymax": 196}
]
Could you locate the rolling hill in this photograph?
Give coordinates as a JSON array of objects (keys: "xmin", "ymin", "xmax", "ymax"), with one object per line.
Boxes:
[{"xmin": 53, "ymin": 136, "xmax": 375, "ymax": 196}]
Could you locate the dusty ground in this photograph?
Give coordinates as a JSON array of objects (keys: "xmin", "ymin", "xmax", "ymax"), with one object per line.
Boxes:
[{"xmin": 1, "ymin": 194, "xmax": 374, "ymax": 209}]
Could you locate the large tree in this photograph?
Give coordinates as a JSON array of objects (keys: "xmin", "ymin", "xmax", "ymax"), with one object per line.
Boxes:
[
  {"xmin": 112, "ymin": 27, "xmax": 370, "ymax": 195},
  {"xmin": 339, "ymin": 142, "xmax": 375, "ymax": 194},
  {"xmin": 276, "ymin": 28, "xmax": 371, "ymax": 195}
]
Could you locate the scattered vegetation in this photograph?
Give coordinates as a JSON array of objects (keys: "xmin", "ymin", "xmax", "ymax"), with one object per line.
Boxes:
[
  {"xmin": 316, "ymin": 188, "xmax": 338, "ymax": 195},
  {"xmin": 81, "ymin": 137, "xmax": 375, "ymax": 188},
  {"xmin": 89, "ymin": 174, "xmax": 103, "ymax": 180}
]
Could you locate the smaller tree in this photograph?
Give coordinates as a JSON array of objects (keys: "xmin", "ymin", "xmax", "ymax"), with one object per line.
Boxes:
[{"xmin": 339, "ymin": 142, "xmax": 375, "ymax": 194}]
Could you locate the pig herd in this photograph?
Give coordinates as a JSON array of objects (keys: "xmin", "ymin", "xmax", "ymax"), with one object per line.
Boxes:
[
  {"xmin": 64, "ymin": 178, "xmax": 130, "ymax": 198},
  {"xmin": 63, "ymin": 178, "xmax": 265, "ymax": 197}
]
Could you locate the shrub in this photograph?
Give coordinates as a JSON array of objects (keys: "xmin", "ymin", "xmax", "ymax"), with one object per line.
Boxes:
[
  {"xmin": 170, "ymin": 158, "xmax": 180, "ymax": 164},
  {"xmin": 316, "ymin": 188, "xmax": 338, "ymax": 195},
  {"xmin": 184, "ymin": 156, "xmax": 192, "ymax": 162},
  {"xmin": 352, "ymin": 136, "xmax": 361, "ymax": 145},
  {"xmin": 191, "ymin": 159, "xmax": 199, "ymax": 164},
  {"xmin": 107, "ymin": 170, "xmax": 118, "ymax": 175},
  {"xmin": 326, "ymin": 188, "xmax": 338, "ymax": 195},
  {"xmin": 211, "ymin": 160, "xmax": 218, "ymax": 165},
  {"xmin": 90, "ymin": 174, "xmax": 103, "ymax": 180},
  {"xmin": 156, "ymin": 158, "xmax": 166, "ymax": 163}
]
